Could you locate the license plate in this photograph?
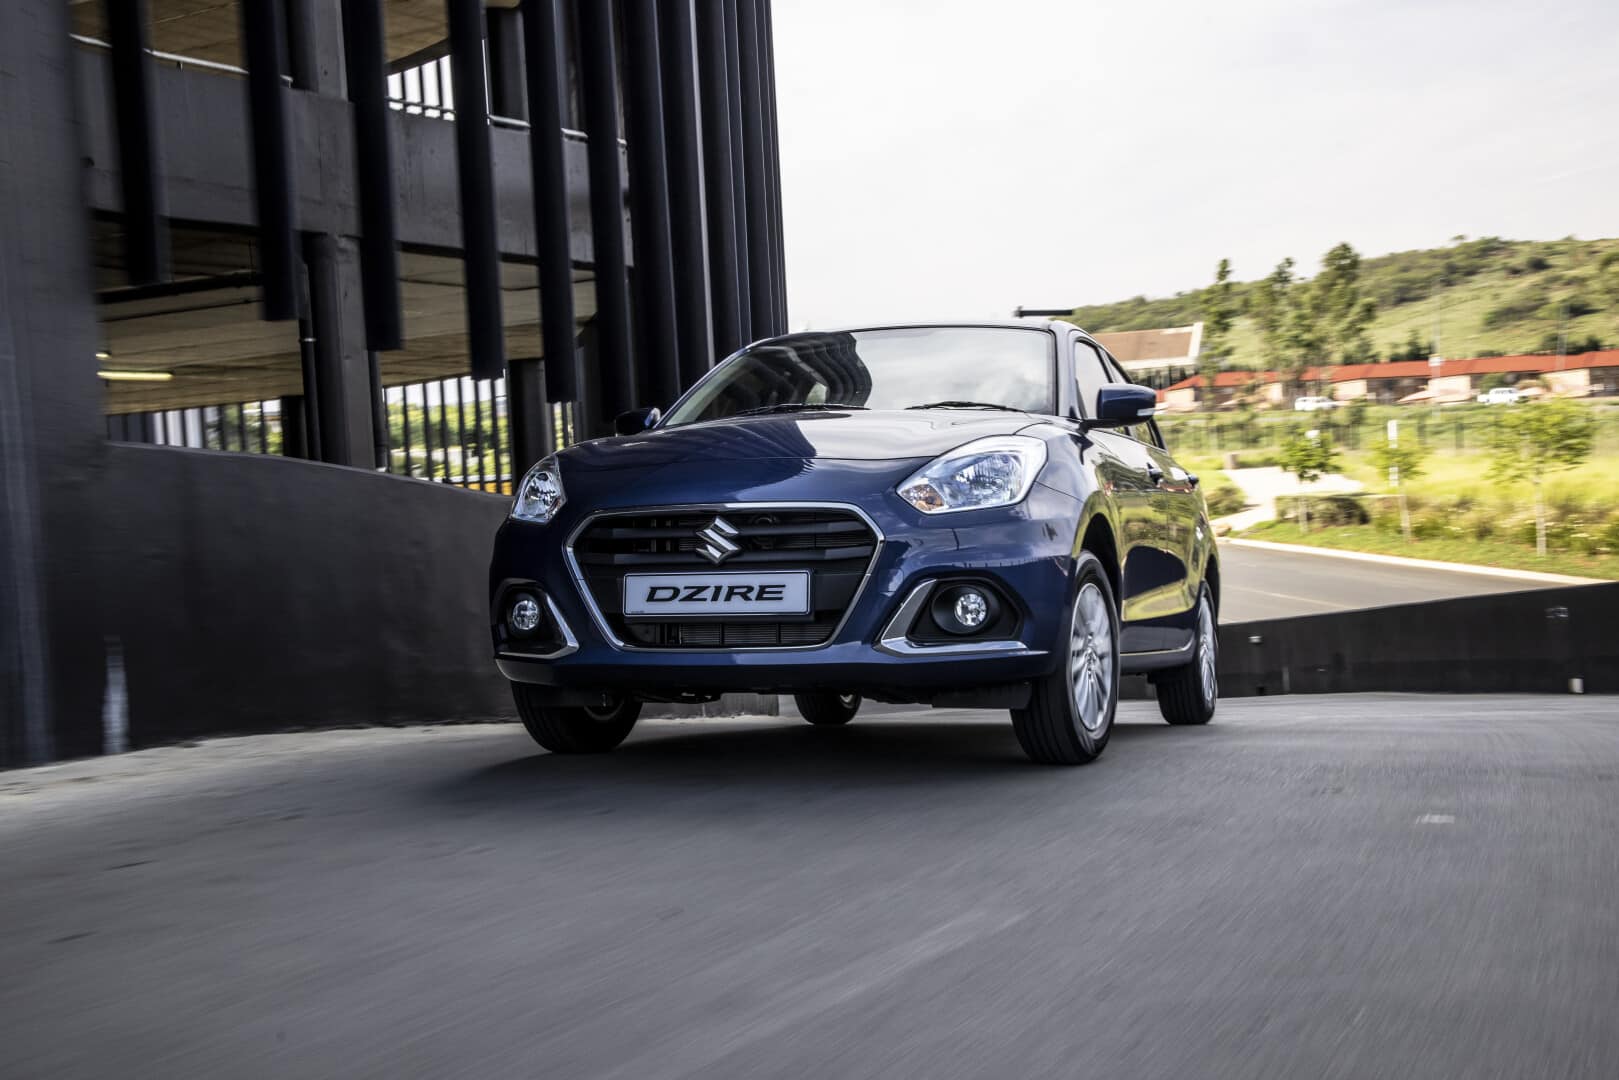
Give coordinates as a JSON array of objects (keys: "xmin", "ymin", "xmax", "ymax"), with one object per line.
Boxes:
[{"xmin": 622, "ymin": 572, "xmax": 810, "ymax": 617}]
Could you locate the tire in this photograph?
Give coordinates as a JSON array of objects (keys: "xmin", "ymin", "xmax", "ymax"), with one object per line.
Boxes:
[
  {"xmin": 512, "ymin": 684, "xmax": 641, "ymax": 753},
  {"xmin": 1155, "ymin": 584, "xmax": 1218, "ymax": 726},
  {"xmin": 795, "ymin": 691, "xmax": 861, "ymax": 726},
  {"xmin": 1011, "ymin": 551, "xmax": 1118, "ymax": 765}
]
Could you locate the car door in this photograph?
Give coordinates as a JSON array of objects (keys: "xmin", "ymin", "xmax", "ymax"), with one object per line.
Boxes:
[
  {"xmin": 1072, "ymin": 339, "xmax": 1176, "ymax": 624},
  {"xmin": 1096, "ymin": 349, "xmax": 1200, "ymax": 622}
]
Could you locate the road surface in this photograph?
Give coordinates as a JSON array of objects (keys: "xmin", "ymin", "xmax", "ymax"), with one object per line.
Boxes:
[
  {"xmin": 4, "ymin": 697, "xmax": 1617, "ymax": 1078},
  {"xmin": 1217, "ymin": 540, "xmax": 1578, "ymax": 621}
]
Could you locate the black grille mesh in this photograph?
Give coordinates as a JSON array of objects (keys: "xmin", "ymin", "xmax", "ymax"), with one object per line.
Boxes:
[{"xmin": 573, "ymin": 508, "xmax": 877, "ymax": 648}]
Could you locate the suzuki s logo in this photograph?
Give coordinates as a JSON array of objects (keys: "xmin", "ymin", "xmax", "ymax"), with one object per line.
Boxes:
[{"xmin": 695, "ymin": 516, "xmax": 742, "ymax": 565}]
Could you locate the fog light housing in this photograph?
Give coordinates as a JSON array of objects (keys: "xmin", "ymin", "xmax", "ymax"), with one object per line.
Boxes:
[
  {"xmin": 931, "ymin": 585, "xmax": 1000, "ymax": 636},
  {"xmin": 508, "ymin": 594, "xmax": 543, "ymax": 635}
]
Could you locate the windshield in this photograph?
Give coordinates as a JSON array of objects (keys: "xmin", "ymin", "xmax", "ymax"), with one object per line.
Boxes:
[{"xmin": 662, "ymin": 326, "xmax": 1055, "ymax": 427}]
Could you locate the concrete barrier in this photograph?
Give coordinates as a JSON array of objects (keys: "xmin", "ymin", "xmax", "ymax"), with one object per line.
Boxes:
[
  {"xmin": 100, "ymin": 445, "xmax": 516, "ymax": 752},
  {"xmin": 1217, "ymin": 582, "xmax": 1619, "ymax": 697},
  {"xmin": 28, "ymin": 444, "xmax": 1614, "ymax": 764}
]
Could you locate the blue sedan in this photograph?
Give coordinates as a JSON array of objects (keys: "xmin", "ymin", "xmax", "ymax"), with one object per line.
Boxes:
[{"xmin": 489, "ymin": 322, "xmax": 1219, "ymax": 764}]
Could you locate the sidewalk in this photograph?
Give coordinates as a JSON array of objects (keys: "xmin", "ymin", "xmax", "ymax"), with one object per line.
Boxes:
[{"xmin": 1215, "ymin": 465, "xmax": 1365, "ymax": 532}]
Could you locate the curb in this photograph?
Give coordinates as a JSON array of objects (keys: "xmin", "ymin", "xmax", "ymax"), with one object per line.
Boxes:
[{"xmin": 1222, "ymin": 538, "xmax": 1606, "ymax": 586}]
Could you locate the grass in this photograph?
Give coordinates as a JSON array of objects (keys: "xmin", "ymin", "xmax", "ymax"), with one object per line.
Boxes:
[
  {"xmin": 1229, "ymin": 446, "xmax": 1619, "ymax": 578},
  {"xmin": 1240, "ymin": 520, "xmax": 1619, "ymax": 580},
  {"xmin": 1067, "ymin": 235, "xmax": 1619, "ymax": 364}
]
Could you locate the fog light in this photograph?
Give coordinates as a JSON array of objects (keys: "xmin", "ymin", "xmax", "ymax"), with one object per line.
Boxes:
[
  {"xmin": 509, "ymin": 594, "xmax": 543, "ymax": 634},
  {"xmin": 930, "ymin": 584, "xmax": 1000, "ymax": 636},
  {"xmin": 953, "ymin": 590, "xmax": 988, "ymax": 629}
]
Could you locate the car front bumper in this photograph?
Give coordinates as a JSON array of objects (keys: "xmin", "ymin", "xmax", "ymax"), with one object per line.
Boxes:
[{"xmin": 490, "ymin": 481, "xmax": 1082, "ymax": 701}]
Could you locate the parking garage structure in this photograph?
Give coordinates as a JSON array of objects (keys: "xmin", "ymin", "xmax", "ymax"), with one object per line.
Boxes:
[{"xmin": 0, "ymin": 0, "xmax": 788, "ymax": 764}]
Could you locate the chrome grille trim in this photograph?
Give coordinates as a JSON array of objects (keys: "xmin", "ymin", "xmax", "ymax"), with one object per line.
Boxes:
[{"xmin": 564, "ymin": 502, "xmax": 886, "ymax": 652}]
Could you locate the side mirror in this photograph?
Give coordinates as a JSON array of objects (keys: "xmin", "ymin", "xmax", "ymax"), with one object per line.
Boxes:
[
  {"xmin": 1088, "ymin": 384, "xmax": 1157, "ymax": 428},
  {"xmin": 613, "ymin": 406, "xmax": 661, "ymax": 436}
]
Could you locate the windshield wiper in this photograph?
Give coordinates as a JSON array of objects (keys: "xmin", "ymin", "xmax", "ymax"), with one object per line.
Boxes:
[
  {"xmin": 905, "ymin": 400, "xmax": 1026, "ymax": 412},
  {"xmin": 729, "ymin": 402, "xmax": 870, "ymax": 417}
]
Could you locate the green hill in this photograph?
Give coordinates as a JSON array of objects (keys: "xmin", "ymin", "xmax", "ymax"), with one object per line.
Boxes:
[{"xmin": 1065, "ymin": 237, "xmax": 1619, "ymax": 366}]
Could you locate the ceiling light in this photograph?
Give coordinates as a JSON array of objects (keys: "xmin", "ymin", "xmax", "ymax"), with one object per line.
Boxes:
[
  {"xmin": 97, "ymin": 370, "xmax": 174, "ymax": 382},
  {"xmin": 95, "ymin": 351, "xmax": 111, "ymax": 360}
]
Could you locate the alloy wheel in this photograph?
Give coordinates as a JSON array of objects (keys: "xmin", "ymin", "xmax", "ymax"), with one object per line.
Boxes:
[
  {"xmin": 1069, "ymin": 582, "xmax": 1114, "ymax": 734},
  {"xmin": 1197, "ymin": 598, "xmax": 1218, "ymax": 706}
]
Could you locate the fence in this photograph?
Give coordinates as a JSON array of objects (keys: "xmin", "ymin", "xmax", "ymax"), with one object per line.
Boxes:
[
  {"xmin": 106, "ymin": 400, "xmax": 282, "ymax": 454},
  {"xmin": 108, "ymin": 379, "xmax": 577, "ymax": 494},
  {"xmin": 1158, "ymin": 402, "xmax": 1619, "ymax": 457}
]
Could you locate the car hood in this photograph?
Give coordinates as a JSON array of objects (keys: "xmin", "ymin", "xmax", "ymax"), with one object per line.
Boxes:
[{"xmin": 558, "ymin": 410, "xmax": 1040, "ymax": 472}]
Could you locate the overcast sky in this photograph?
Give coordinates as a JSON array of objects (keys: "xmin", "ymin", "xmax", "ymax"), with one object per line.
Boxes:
[{"xmin": 771, "ymin": 0, "xmax": 1619, "ymax": 328}]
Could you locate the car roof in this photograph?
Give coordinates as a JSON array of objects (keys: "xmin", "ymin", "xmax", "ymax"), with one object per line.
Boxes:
[{"xmin": 746, "ymin": 319, "xmax": 1076, "ymax": 346}]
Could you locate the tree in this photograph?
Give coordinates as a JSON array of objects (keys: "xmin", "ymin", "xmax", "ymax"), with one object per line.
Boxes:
[
  {"xmin": 1198, "ymin": 259, "xmax": 1237, "ymax": 402},
  {"xmin": 1597, "ymin": 250, "xmax": 1619, "ymax": 342},
  {"xmin": 1486, "ymin": 399, "xmax": 1598, "ymax": 556},
  {"xmin": 1249, "ymin": 258, "xmax": 1295, "ymax": 375},
  {"xmin": 1278, "ymin": 427, "xmax": 1339, "ymax": 534},
  {"xmin": 1314, "ymin": 242, "xmax": 1378, "ymax": 366},
  {"xmin": 1369, "ymin": 429, "xmax": 1427, "ymax": 542}
]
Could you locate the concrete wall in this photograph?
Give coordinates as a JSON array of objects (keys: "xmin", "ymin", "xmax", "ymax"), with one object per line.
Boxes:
[
  {"xmin": 1218, "ymin": 582, "xmax": 1619, "ymax": 697},
  {"xmin": 100, "ymin": 446, "xmax": 514, "ymax": 750}
]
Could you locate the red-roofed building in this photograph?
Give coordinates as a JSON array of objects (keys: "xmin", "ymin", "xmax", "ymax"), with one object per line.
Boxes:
[{"xmin": 1155, "ymin": 351, "xmax": 1619, "ymax": 410}]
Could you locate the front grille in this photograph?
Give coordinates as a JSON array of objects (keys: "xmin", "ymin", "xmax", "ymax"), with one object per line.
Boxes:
[{"xmin": 570, "ymin": 507, "xmax": 879, "ymax": 648}]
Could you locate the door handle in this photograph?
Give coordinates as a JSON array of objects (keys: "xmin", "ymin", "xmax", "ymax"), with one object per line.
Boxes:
[{"xmin": 1145, "ymin": 463, "xmax": 1165, "ymax": 485}]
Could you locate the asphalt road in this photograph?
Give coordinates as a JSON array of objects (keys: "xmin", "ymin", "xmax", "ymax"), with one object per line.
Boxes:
[
  {"xmin": 1216, "ymin": 540, "xmax": 1578, "ymax": 621},
  {"xmin": 5, "ymin": 696, "xmax": 1617, "ymax": 1078}
]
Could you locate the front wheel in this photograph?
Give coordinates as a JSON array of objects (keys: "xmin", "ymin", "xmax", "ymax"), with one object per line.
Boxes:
[
  {"xmin": 1154, "ymin": 585, "xmax": 1218, "ymax": 726},
  {"xmin": 1011, "ymin": 552, "xmax": 1118, "ymax": 765},
  {"xmin": 794, "ymin": 692, "xmax": 861, "ymax": 726},
  {"xmin": 512, "ymin": 685, "xmax": 641, "ymax": 753}
]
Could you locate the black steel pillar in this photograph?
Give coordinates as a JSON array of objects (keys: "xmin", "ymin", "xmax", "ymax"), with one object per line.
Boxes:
[
  {"xmin": 487, "ymin": 7, "xmax": 528, "ymax": 120},
  {"xmin": 507, "ymin": 357, "xmax": 555, "ymax": 468},
  {"xmin": 695, "ymin": 0, "xmax": 742, "ymax": 360},
  {"xmin": 303, "ymin": 235, "xmax": 377, "ymax": 467},
  {"xmin": 341, "ymin": 0, "xmax": 404, "ymax": 350},
  {"xmin": 761, "ymin": 0, "xmax": 786, "ymax": 330},
  {"xmin": 447, "ymin": 0, "xmax": 508, "ymax": 382},
  {"xmin": 720, "ymin": 0, "xmax": 752, "ymax": 344},
  {"xmin": 489, "ymin": 4, "xmax": 554, "ymax": 465},
  {"xmin": 240, "ymin": 0, "xmax": 300, "ymax": 321},
  {"xmin": 100, "ymin": 0, "xmax": 168, "ymax": 285},
  {"xmin": 279, "ymin": 395, "xmax": 311, "ymax": 459},
  {"xmin": 659, "ymin": 0, "xmax": 715, "ymax": 388},
  {"xmin": 522, "ymin": 0, "xmax": 580, "ymax": 407},
  {"xmin": 735, "ymin": 0, "xmax": 774, "ymax": 337},
  {"xmin": 2, "ymin": 0, "xmax": 115, "ymax": 763},
  {"xmin": 576, "ymin": 0, "xmax": 637, "ymax": 431},
  {"xmin": 621, "ymin": 0, "xmax": 683, "ymax": 409}
]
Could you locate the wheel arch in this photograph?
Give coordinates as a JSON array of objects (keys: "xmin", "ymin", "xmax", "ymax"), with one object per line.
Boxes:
[
  {"xmin": 1202, "ymin": 549, "xmax": 1221, "ymax": 618},
  {"xmin": 1076, "ymin": 511, "xmax": 1121, "ymax": 611}
]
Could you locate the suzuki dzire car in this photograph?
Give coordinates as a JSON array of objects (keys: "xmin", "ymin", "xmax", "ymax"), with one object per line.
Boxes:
[{"xmin": 489, "ymin": 322, "xmax": 1219, "ymax": 765}]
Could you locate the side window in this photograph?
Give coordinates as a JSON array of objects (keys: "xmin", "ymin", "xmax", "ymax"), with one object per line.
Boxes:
[{"xmin": 1073, "ymin": 340, "xmax": 1109, "ymax": 419}]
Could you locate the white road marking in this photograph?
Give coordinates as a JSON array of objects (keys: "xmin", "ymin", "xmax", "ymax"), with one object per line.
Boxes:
[
  {"xmin": 1222, "ymin": 582, "xmax": 1349, "ymax": 609},
  {"xmin": 1224, "ymin": 538, "xmax": 1601, "ymax": 585},
  {"xmin": 1416, "ymin": 814, "xmax": 1456, "ymax": 825}
]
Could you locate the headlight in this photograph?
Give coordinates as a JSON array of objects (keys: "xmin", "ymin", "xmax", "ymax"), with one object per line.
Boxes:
[
  {"xmin": 512, "ymin": 456, "xmax": 566, "ymax": 523},
  {"xmin": 897, "ymin": 435, "xmax": 1047, "ymax": 514}
]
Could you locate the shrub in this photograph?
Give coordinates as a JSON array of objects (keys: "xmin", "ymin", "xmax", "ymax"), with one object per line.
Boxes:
[
  {"xmin": 1276, "ymin": 494, "xmax": 1369, "ymax": 527},
  {"xmin": 1483, "ymin": 290, "xmax": 1549, "ymax": 328},
  {"xmin": 1202, "ymin": 477, "xmax": 1247, "ymax": 517}
]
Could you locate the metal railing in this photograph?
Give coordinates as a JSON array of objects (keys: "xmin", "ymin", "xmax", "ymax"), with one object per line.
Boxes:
[
  {"xmin": 106, "ymin": 400, "xmax": 283, "ymax": 453},
  {"xmin": 387, "ymin": 54, "xmax": 457, "ymax": 119},
  {"xmin": 106, "ymin": 377, "xmax": 575, "ymax": 492},
  {"xmin": 70, "ymin": 33, "xmax": 289, "ymax": 83}
]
